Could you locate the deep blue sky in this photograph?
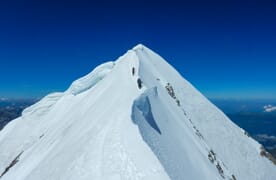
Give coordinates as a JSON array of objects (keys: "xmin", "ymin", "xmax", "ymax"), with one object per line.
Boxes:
[{"xmin": 0, "ymin": 0, "xmax": 276, "ymax": 99}]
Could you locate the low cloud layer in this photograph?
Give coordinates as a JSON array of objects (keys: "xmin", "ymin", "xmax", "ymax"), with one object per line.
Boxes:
[
  {"xmin": 255, "ymin": 134, "xmax": 276, "ymax": 143},
  {"xmin": 255, "ymin": 134, "xmax": 276, "ymax": 150},
  {"xmin": 264, "ymin": 105, "xmax": 276, "ymax": 112}
]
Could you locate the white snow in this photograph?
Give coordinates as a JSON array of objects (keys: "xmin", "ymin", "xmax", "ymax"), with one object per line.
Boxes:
[
  {"xmin": 67, "ymin": 61, "xmax": 115, "ymax": 95},
  {"xmin": 22, "ymin": 92, "xmax": 63, "ymax": 117},
  {"xmin": 0, "ymin": 44, "xmax": 275, "ymax": 180}
]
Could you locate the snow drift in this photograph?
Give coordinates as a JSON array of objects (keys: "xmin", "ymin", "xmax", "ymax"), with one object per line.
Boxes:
[{"xmin": 0, "ymin": 44, "xmax": 275, "ymax": 180}]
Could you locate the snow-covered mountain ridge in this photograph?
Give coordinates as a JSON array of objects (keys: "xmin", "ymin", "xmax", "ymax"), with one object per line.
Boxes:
[{"xmin": 0, "ymin": 44, "xmax": 275, "ymax": 180}]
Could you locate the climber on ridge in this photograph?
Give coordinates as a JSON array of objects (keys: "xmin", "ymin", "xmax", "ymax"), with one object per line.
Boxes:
[
  {"xmin": 137, "ymin": 78, "xmax": 142, "ymax": 89},
  {"xmin": 132, "ymin": 67, "xmax": 135, "ymax": 76}
]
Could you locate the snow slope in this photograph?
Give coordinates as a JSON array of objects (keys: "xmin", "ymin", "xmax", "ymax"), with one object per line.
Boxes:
[{"xmin": 0, "ymin": 44, "xmax": 275, "ymax": 180}]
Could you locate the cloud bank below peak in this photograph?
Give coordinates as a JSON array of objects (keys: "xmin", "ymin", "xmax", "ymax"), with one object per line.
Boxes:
[{"xmin": 264, "ymin": 105, "xmax": 276, "ymax": 112}]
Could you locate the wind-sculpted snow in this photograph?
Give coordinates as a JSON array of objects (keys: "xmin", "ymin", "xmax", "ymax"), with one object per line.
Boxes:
[
  {"xmin": 132, "ymin": 87, "xmax": 161, "ymax": 134},
  {"xmin": 22, "ymin": 92, "xmax": 63, "ymax": 117},
  {"xmin": 67, "ymin": 62, "xmax": 115, "ymax": 95},
  {"xmin": 134, "ymin": 45, "xmax": 276, "ymax": 180},
  {"xmin": 131, "ymin": 86, "xmax": 223, "ymax": 180},
  {"xmin": 0, "ymin": 44, "xmax": 275, "ymax": 180}
]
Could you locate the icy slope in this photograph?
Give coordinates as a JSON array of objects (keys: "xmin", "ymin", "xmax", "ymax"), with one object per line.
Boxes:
[{"xmin": 0, "ymin": 44, "xmax": 275, "ymax": 180}]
